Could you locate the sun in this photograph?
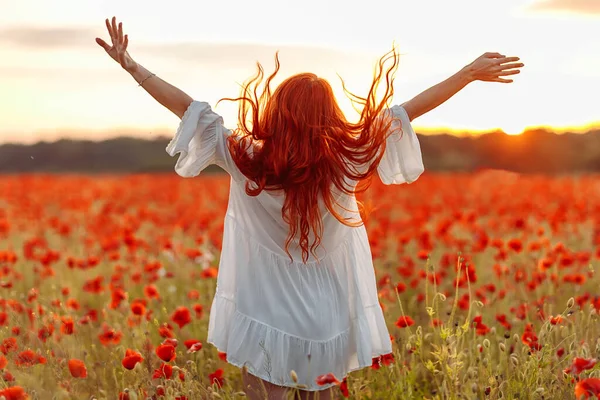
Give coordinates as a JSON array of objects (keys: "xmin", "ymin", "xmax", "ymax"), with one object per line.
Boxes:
[{"xmin": 501, "ymin": 122, "xmax": 525, "ymax": 136}]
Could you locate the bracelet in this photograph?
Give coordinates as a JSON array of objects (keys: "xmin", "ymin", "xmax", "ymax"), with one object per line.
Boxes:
[{"xmin": 138, "ymin": 73, "xmax": 156, "ymax": 87}]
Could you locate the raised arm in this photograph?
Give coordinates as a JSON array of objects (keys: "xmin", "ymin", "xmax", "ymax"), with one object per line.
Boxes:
[
  {"xmin": 402, "ymin": 52, "xmax": 523, "ymax": 122},
  {"xmin": 96, "ymin": 17, "xmax": 193, "ymax": 119}
]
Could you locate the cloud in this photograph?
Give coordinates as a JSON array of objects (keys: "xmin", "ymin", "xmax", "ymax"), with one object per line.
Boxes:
[
  {"xmin": 0, "ymin": 27, "xmax": 95, "ymax": 48},
  {"xmin": 528, "ymin": 0, "xmax": 600, "ymax": 15},
  {"xmin": 134, "ymin": 42, "xmax": 375, "ymax": 71},
  {"xmin": 0, "ymin": 26, "xmax": 384, "ymax": 83},
  {"xmin": 0, "ymin": 26, "xmax": 391, "ymax": 94},
  {"xmin": 0, "ymin": 66, "xmax": 121, "ymax": 81},
  {"xmin": 0, "ymin": 26, "xmax": 376, "ymax": 66}
]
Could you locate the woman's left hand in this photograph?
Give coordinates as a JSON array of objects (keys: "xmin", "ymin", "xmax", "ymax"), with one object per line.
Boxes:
[{"xmin": 463, "ymin": 52, "xmax": 524, "ymax": 83}]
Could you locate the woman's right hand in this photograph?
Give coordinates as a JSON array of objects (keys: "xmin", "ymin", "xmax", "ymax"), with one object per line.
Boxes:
[{"xmin": 96, "ymin": 16, "xmax": 138, "ymax": 74}]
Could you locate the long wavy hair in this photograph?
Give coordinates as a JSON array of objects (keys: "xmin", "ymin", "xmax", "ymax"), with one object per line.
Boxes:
[{"xmin": 218, "ymin": 47, "xmax": 401, "ymax": 263}]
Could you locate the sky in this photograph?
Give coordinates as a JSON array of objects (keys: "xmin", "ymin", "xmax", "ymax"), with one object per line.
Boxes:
[{"xmin": 0, "ymin": 0, "xmax": 599, "ymax": 144}]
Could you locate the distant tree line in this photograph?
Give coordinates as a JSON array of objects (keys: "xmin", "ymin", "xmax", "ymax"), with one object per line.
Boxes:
[{"xmin": 0, "ymin": 128, "xmax": 599, "ymax": 174}]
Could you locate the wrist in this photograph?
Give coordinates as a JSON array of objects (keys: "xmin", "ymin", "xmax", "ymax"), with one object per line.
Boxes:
[
  {"xmin": 457, "ymin": 66, "xmax": 475, "ymax": 85},
  {"xmin": 128, "ymin": 63, "xmax": 145, "ymax": 82},
  {"xmin": 125, "ymin": 62, "xmax": 139, "ymax": 75}
]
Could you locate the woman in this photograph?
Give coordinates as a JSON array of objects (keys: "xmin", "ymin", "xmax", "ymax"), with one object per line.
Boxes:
[{"xmin": 96, "ymin": 17, "xmax": 522, "ymax": 399}]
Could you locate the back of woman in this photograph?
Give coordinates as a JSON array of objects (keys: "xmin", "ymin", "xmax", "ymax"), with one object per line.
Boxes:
[
  {"xmin": 97, "ymin": 16, "xmax": 523, "ymax": 398},
  {"xmin": 168, "ymin": 92, "xmax": 424, "ymax": 400}
]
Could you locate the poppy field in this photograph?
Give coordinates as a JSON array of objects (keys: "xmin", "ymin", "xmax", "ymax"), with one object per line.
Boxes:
[{"xmin": 0, "ymin": 171, "xmax": 599, "ymax": 399}]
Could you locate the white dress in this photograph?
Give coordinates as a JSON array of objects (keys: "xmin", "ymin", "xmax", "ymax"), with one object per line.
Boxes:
[{"xmin": 166, "ymin": 100, "xmax": 424, "ymax": 391}]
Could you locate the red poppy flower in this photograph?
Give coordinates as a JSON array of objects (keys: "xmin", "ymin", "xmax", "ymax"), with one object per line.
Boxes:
[
  {"xmin": 186, "ymin": 342, "xmax": 203, "ymax": 354},
  {"xmin": 144, "ymin": 284, "xmax": 160, "ymax": 299},
  {"xmin": 155, "ymin": 344, "xmax": 176, "ymax": 362},
  {"xmin": 152, "ymin": 363, "xmax": 173, "ymax": 379},
  {"xmin": 0, "ymin": 386, "xmax": 28, "ymax": 400},
  {"xmin": 158, "ymin": 324, "xmax": 174, "ymax": 338},
  {"xmin": 201, "ymin": 267, "xmax": 218, "ymax": 279},
  {"xmin": 0, "ymin": 312, "xmax": 8, "ymax": 327},
  {"xmin": 315, "ymin": 373, "xmax": 340, "ymax": 386},
  {"xmin": 130, "ymin": 301, "xmax": 146, "ymax": 316},
  {"xmin": 2, "ymin": 370, "xmax": 15, "ymax": 382},
  {"xmin": 68, "ymin": 359, "xmax": 87, "ymax": 378},
  {"xmin": 82, "ymin": 276, "xmax": 104, "ymax": 294},
  {"xmin": 380, "ymin": 353, "xmax": 395, "ymax": 366},
  {"xmin": 187, "ymin": 290, "xmax": 200, "ymax": 300},
  {"xmin": 171, "ymin": 306, "xmax": 192, "ymax": 329},
  {"xmin": 183, "ymin": 339, "xmax": 201, "ymax": 350},
  {"xmin": 0, "ymin": 337, "xmax": 17, "ymax": 355},
  {"xmin": 507, "ymin": 238, "xmax": 523, "ymax": 252},
  {"xmin": 162, "ymin": 338, "xmax": 178, "ymax": 348},
  {"xmin": 472, "ymin": 316, "xmax": 490, "ymax": 336},
  {"xmin": 79, "ymin": 309, "xmax": 97, "ymax": 324},
  {"xmin": 340, "ymin": 377, "xmax": 349, "ymax": 397},
  {"xmin": 37, "ymin": 324, "xmax": 54, "ymax": 343},
  {"xmin": 60, "ymin": 316, "xmax": 75, "ymax": 335},
  {"xmin": 208, "ymin": 368, "xmax": 225, "ymax": 387},
  {"xmin": 371, "ymin": 353, "xmax": 395, "ymax": 370},
  {"xmin": 575, "ymin": 378, "xmax": 600, "ymax": 399},
  {"xmin": 371, "ymin": 357, "xmax": 381, "ymax": 370},
  {"xmin": 110, "ymin": 288, "xmax": 127, "ymax": 309},
  {"xmin": 395, "ymin": 282, "xmax": 406, "ymax": 293},
  {"xmin": 495, "ymin": 314, "xmax": 511, "ymax": 330},
  {"xmin": 518, "ymin": 323, "xmax": 543, "ymax": 351},
  {"xmin": 521, "ymin": 331, "xmax": 538, "ymax": 346},
  {"xmin": 122, "ymin": 349, "xmax": 144, "ymax": 370},
  {"xmin": 395, "ymin": 316, "xmax": 415, "ymax": 328},
  {"xmin": 98, "ymin": 326, "xmax": 123, "ymax": 346},
  {"xmin": 14, "ymin": 350, "xmax": 46, "ymax": 367},
  {"xmin": 193, "ymin": 304, "xmax": 203, "ymax": 318},
  {"xmin": 549, "ymin": 315, "xmax": 563, "ymax": 325},
  {"xmin": 564, "ymin": 358, "xmax": 597, "ymax": 375}
]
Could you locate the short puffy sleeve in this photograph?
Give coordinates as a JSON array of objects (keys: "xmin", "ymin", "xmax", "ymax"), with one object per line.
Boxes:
[
  {"xmin": 166, "ymin": 101, "xmax": 241, "ymax": 179},
  {"xmin": 377, "ymin": 105, "xmax": 424, "ymax": 185}
]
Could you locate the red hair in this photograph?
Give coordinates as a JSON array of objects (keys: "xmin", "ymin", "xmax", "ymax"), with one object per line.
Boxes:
[{"xmin": 219, "ymin": 47, "xmax": 401, "ymax": 263}]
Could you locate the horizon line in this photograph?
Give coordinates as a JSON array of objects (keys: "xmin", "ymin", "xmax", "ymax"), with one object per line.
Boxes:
[
  {"xmin": 1, "ymin": 121, "xmax": 599, "ymax": 146},
  {"xmin": 416, "ymin": 121, "xmax": 600, "ymax": 137}
]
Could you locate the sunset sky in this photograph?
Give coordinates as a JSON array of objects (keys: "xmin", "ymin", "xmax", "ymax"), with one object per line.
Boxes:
[{"xmin": 0, "ymin": 0, "xmax": 599, "ymax": 144}]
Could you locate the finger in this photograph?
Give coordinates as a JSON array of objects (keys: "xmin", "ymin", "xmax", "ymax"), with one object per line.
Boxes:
[
  {"xmin": 497, "ymin": 69, "xmax": 521, "ymax": 76},
  {"xmin": 498, "ymin": 62, "xmax": 524, "ymax": 70},
  {"xmin": 108, "ymin": 18, "xmax": 117, "ymax": 45},
  {"xmin": 485, "ymin": 52, "xmax": 504, "ymax": 59},
  {"xmin": 112, "ymin": 16, "xmax": 118, "ymax": 41},
  {"xmin": 95, "ymin": 37, "xmax": 112, "ymax": 52},
  {"xmin": 496, "ymin": 57, "xmax": 520, "ymax": 65},
  {"xmin": 491, "ymin": 77, "xmax": 513, "ymax": 83},
  {"xmin": 118, "ymin": 22, "xmax": 123, "ymax": 44},
  {"xmin": 105, "ymin": 18, "xmax": 114, "ymax": 40},
  {"xmin": 123, "ymin": 34, "xmax": 129, "ymax": 52}
]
